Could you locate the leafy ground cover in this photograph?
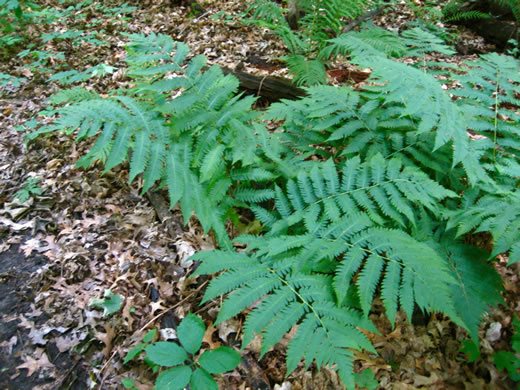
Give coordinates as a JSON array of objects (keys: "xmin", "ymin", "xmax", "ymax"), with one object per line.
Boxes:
[{"xmin": 0, "ymin": 0, "xmax": 519, "ymax": 389}]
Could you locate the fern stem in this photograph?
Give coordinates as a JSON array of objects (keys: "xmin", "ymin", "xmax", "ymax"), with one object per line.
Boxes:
[
  {"xmin": 266, "ymin": 266, "xmax": 331, "ymax": 344},
  {"xmin": 493, "ymin": 70, "xmax": 500, "ymax": 162},
  {"xmin": 304, "ymin": 178, "xmax": 413, "ymax": 209}
]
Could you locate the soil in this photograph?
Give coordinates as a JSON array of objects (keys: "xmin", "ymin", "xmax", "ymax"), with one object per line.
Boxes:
[{"xmin": 0, "ymin": 234, "xmax": 91, "ymax": 389}]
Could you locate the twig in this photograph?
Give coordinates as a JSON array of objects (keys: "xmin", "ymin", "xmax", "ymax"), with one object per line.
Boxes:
[
  {"xmin": 137, "ymin": 279, "xmax": 209, "ymax": 334},
  {"xmin": 98, "ymin": 349, "xmax": 118, "ymax": 390},
  {"xmin": 342, "ymin": 7, "xmax": 384, "ymax": 34}
]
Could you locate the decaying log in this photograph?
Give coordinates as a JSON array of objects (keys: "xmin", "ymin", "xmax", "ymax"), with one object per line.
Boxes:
[
  {"xmin": 448, "ymin": 0, "xmax": 519, "ymax": 48},
  {"xmin": 466, "ymin": 17, "xmax": 518, "ymax": 48},
  {"xmin": 221, "ymin": 67, "xmax": 306, "ymax": 102}
]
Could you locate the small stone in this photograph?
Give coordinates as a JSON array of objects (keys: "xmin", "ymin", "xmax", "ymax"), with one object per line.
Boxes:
[{"xmin": 485, "ymin": 322, "xmax": 502, "ymax": 343}]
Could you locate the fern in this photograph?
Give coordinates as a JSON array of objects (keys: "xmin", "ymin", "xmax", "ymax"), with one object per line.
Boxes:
[
  {"xmin": 400, "ymin": 27, "xmax": 456, "ymax": 56},
  {"xmin": 296, "ymin": 0, "xmax": 373, "ymax": 46},
  {"xmin": 245, "ymin": 0, "xmax": 286, "ymax": 25},
  {"xmin": 192, "ymin": 249, "xmax": 376, "ymax": 389},
  {"xmin": 265, "ymin": 74, "xmax": 469, "ymax": 183},
  {"xmin": 245, "ymin": 0, "xmax": 373, "ymax": 85},
  {"xmin": 451, "ymin": 53, "xmax": 520, "ymax": 159},
  {"xmin": 444, "ymin": 241, "xmax": 504, "ymax": 342},
  {"xmin": 410, "ymin": 214, "xmax": 504, "ymax": 343},
  {"xmin": 323, "ymin": 26, "xmax": 408, "ymax": 58},
  {"xmin": 31, "ymin": 30, "xmax": 520, "ymax": 390},
  {"xmin": 322, "ymin": 33, "xmax": 470, "ymax": 165},
  {"xmin": 445, "ymin": 189, "xmax": 520, "ymax": 265},
  {"xmin": 32, "ymin": 33, "xmax": 266, "ymax": 247},
  {"xmin": 284, "ymin": 54, "xmax": 327, "ymax": 86},
  {"xmin": 191, "ymin": 156, "xmax": 490, "ymax": 386},
  {"xmin": 322, "ymin": 26, "xmax": 455, "ymax": 60},
  {"xmin": 442, "ymin": 1, "xmax": 491, "ymax": 23}
]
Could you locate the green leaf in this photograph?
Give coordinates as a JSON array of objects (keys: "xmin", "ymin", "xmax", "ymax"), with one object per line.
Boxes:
[
  {"xmin": 198, "ymin": 347, "xmax": 241, "ymax": 374},
  {"xmin": 178, "ymin": 313, "xmax": 205, "ymax": 354},
  {"xmin": 460, "ymin": 340, "xmax": 480, "ymax": 363},
  {"xmin": 357, "ymin": 253, "xmax": 384, "ymax": 317},
  {"xmin": 200, "ymin": 144, "xmax": 225, "ymax": 182},
  {"xmin": 155, "ymin": 365, "xmax": 192, "ymax": 390},
  {"xmin": 354, "ymin": 368, "xmax": 379, "ymax": 390},
  {"xmin": 104, "ymin": 125, "xmax": 131, "ymax": 172},
  {"xmin": 166, "ymin": 150, "xmax": 185, "ymax": 207},
  {"xmin": 190, "ymin": 368, "xmax": 218, "ymax": 390},
  {"xmin": 88, "ymin": 289, "xmax": 123, "ymax": 317},
  {"xmin": 143, "ymin": 329, "xmax": 157, "ymax": 343},
  {"xmin": 493, "ymin": 350, "xmax": 520, "ymax": 380},
  {"xmin": 121, "ymin": 378, "xmax": 135, "ymax": 389},
  {"xmin": 124, "ymin": 344, "xmax": 145, "ymax": 364},
  {"xmin": 145, "ymin": 342, "xmax": 188, "ymax": 367}
]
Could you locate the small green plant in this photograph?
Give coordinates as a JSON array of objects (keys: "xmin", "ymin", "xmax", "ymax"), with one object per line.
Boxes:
[
  {"xmin": 18, "ymin": 49, "xmax": 66, "ymax": 73},
  {"xmin": 98, "ymin": 2, "xmax": 136, "ymax": 18},
  {"xmin": 40, "ymin": 29, "xmax": 106, "ymax": 47},
  {"xmin": 13, "ymin": 177, "xmax": 42, "ymax": 202},
  {"xmin": 0, "ymin": 72, "xmax": 26, "ymax": 88},
  {"xmin": 89, "ymin": 289, "xmax": 123, "ymax": 317},
  {"xmin": 47, "ymin": 63, "xmax": 117, "ymax": 85},
  {"xmin": 124, "ymin": 314, "xmax": 241, "ymax": 390},
  {"xmin": 354, "ymin": 369, "xmax": 379, "ymax": 390},
  {"xmin": 211, "ymin": 10, "xmax": 234, "ymax": 22},
  {"xmin": 507, "ymin": 38, "xmax": 519, "ymax": 57},
  {"xmin": 0, "ymin": 0, "xmax": 39, "ymax": 32},
  {"xmin": 493, "ymin": 316, "xmax": 520, "ymax": 382},
  {"xmin": 0, "ymin": 0, "xmax": 39, "ymax": 53}
]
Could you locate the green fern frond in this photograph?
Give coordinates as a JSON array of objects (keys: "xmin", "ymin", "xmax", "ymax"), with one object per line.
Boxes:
[
  {"xmin": 443, "ymin": 241, "xmax": 503, "ymax": 343},
  {"xmin": 451, "ymin": 53, "xmax": 520, "ymax": 160},
  {"xmin": 191, "ymin": 152, "xmax": 463, "ymax": 384},
  {"xmin": 361, "ymin": 57, "xmax": 469, "ymax": 164},
  {"xmin": 401, "ymin": 27, "xmax": 456, "ymax": 56},
  {"xmin": 322, "ymin": 32, "xmax": 387, "ymax": 60},
  {"xmin": 31, "ymin": 33, "xmax": 263, "ymax": 247},
  {"xmin": 245, "ymin": 0, "xmax": 287, "ymax": 25},
  {"xmin": 325, "ymin": 27, "xmax": 407, "ymax": 59},
  {"xmin": 227, "ymin": 156, "xmax": 458, "ymax": 321},
  {"xmin": 445, "ymin": 190, "xmax": 520, "ymax": 264},
  {"xmin": 284, "ymin": 54, "xmax": 327, "ymax": 86},
  {"xmin": 265, "ymin": 154, "xmax": 456, "ymax": 230},
  {"xmin": 47, "ymin": 87, "xmax": 98, "ymax": 105},
  {"xmin": 443, "ymin": 9, "xmax": 490, "ymax": 23},
  {"xmin": 192, "ymin": 249, "xmax": 375, "ymax": 389}
]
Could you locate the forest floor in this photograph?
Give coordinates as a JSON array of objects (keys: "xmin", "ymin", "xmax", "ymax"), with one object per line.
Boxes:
[{"xmin": 0, "ymin": 0, "xmax": 519, "ymax": 389}]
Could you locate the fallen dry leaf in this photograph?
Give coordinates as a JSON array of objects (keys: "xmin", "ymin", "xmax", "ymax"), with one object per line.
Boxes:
[{"xmin": 16, "ymin": 351, "xmax": 54, "ymax": 377}]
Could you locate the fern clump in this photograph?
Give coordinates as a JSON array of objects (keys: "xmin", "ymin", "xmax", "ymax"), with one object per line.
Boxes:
[
  {"xmin": 244, "ymin": 0, "xmax": 373, "ymax": 86},
  {"xmin": 31, "ymin": 30, "xmax": 520, "ymax": 389}
]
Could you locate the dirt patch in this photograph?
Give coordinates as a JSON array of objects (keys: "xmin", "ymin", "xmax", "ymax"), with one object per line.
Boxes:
[{"xmin": 0, "ymin": 236, "xmax": 88, "ymax": 389}]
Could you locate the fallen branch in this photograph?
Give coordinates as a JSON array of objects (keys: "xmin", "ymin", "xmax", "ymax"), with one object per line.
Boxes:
[{"xmin": 221, "ymin": 67, "xmax": 306, "ymax": 101}]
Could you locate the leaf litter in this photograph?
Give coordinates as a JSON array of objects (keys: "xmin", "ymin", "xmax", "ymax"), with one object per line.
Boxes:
[{"xmin": 0, "ymin": 0, "xmax": 518, "ymax": 389}]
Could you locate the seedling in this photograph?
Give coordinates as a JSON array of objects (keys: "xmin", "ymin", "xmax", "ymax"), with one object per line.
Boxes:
[
  {"xmin": 13, "ymin": 177, "xmax": 42, "ymax": 202},
  {"xmin": 124, "ymin": 313, "xmax": 241, "ymax": 390}
]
